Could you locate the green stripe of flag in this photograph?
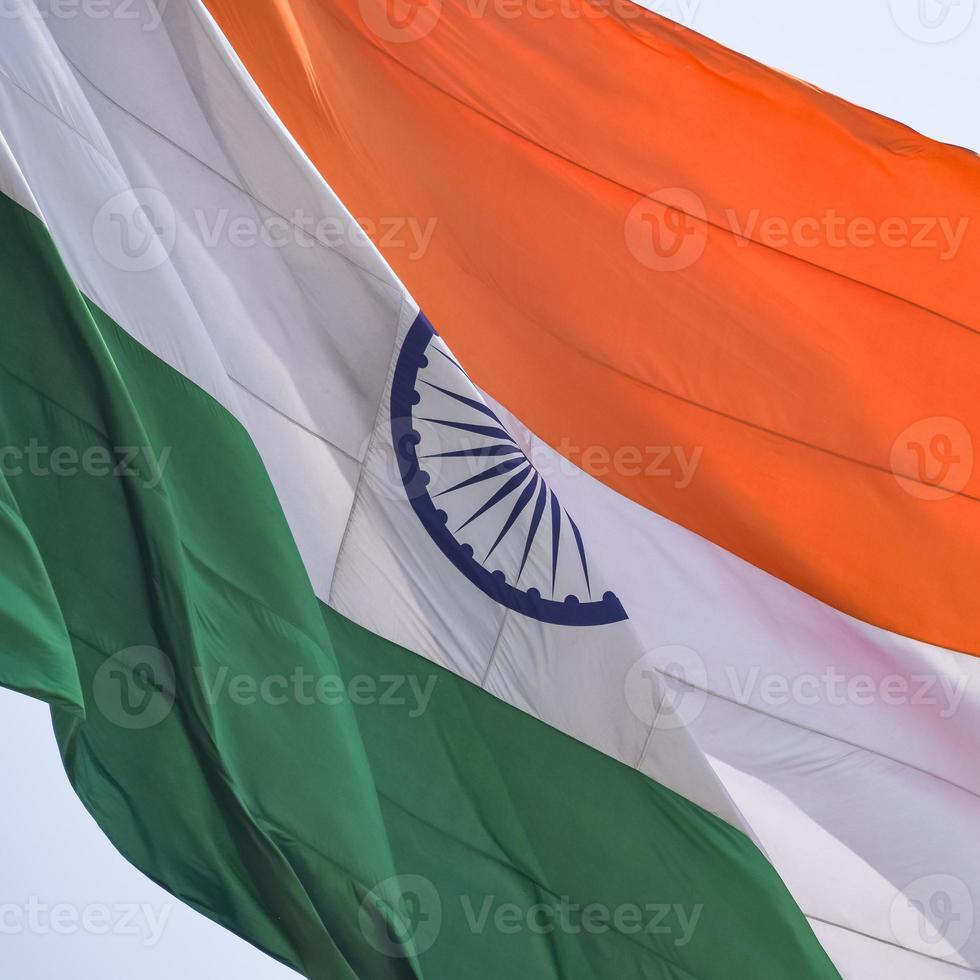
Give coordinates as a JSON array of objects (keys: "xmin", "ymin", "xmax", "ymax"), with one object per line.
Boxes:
[{"xmin": 0, "ymin": 190, "xmax": 840, "ymax": 980}]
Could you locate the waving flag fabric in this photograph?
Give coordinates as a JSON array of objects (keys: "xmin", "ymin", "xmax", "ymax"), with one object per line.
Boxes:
[
  {"xmin": 0, "ymin": 3, "xmax": 847, "ymax": 979},
  {"xmin": 198, "ymin": 1, "xmax": 980, "ymax": 978}
]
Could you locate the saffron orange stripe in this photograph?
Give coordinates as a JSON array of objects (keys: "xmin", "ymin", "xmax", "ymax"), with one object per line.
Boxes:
[{"xmin": 205, "ymin": 0, "xmax": 980, "ymax": 653}]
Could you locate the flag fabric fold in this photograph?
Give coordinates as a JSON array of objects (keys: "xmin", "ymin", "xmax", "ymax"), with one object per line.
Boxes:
[
  {"xmin": 0, "ymin": 3, "xmax": 846, "ymax": 979},
  {"xmin": 199, "ymin": 1, "xmax": 980, "ymax": 976}
]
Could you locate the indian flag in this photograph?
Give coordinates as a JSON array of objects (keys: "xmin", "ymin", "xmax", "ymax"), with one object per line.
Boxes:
[{"xmin": 0, "ymin": 1, "xmax": 975, "ymax": 978}]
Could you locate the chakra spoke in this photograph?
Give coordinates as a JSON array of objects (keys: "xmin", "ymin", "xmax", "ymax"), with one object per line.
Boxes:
[
  {"xmin": 434, "ymin": 456, "xmax": 527, "ymax": 497},
  {"xmin": 566, "ymin": 510, "xmax": 591, "ymax": 598},
  {"xmin": 549, "ymin": 492, "xmax": 562, "ymax": 596},
  {"xmin": 421, "ymin": 379, "xmax": 502, "ymax": 422},
  {"xmin": 432, "ymin": 345, "xmax": 466, "ymax": 374},
  {"xmin": 518, "ymin": 480, "xmax": 549, "ymax": 580},
  {"xmin": 422, "ymin": 444, "xmax": 523, "ymax": 460},
  {"xmin": 486, "ymin": 474, "xmax": 539, "ymax": 562},
  {"xmin": 457, "ymin": 466, "xmax": 533, "ymax": 533},
  {"xmin": 418, "ymin": 417, "xmax": 516, "ymax": 443}
]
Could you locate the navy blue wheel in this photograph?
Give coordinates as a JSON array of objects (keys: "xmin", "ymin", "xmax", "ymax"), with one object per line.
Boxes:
[{"xmin": 390, "ymin": 314, "xmax": 627, "ymax": 627}]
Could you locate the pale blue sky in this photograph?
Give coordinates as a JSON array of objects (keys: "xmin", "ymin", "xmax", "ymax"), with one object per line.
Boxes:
[
  {"xmin": 653, "ymin": 0, "xmax": 979, "ymax": 151},
  {"xmin": 1, "ymin": 2, "xmax": 976, "ymax": 977}
]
